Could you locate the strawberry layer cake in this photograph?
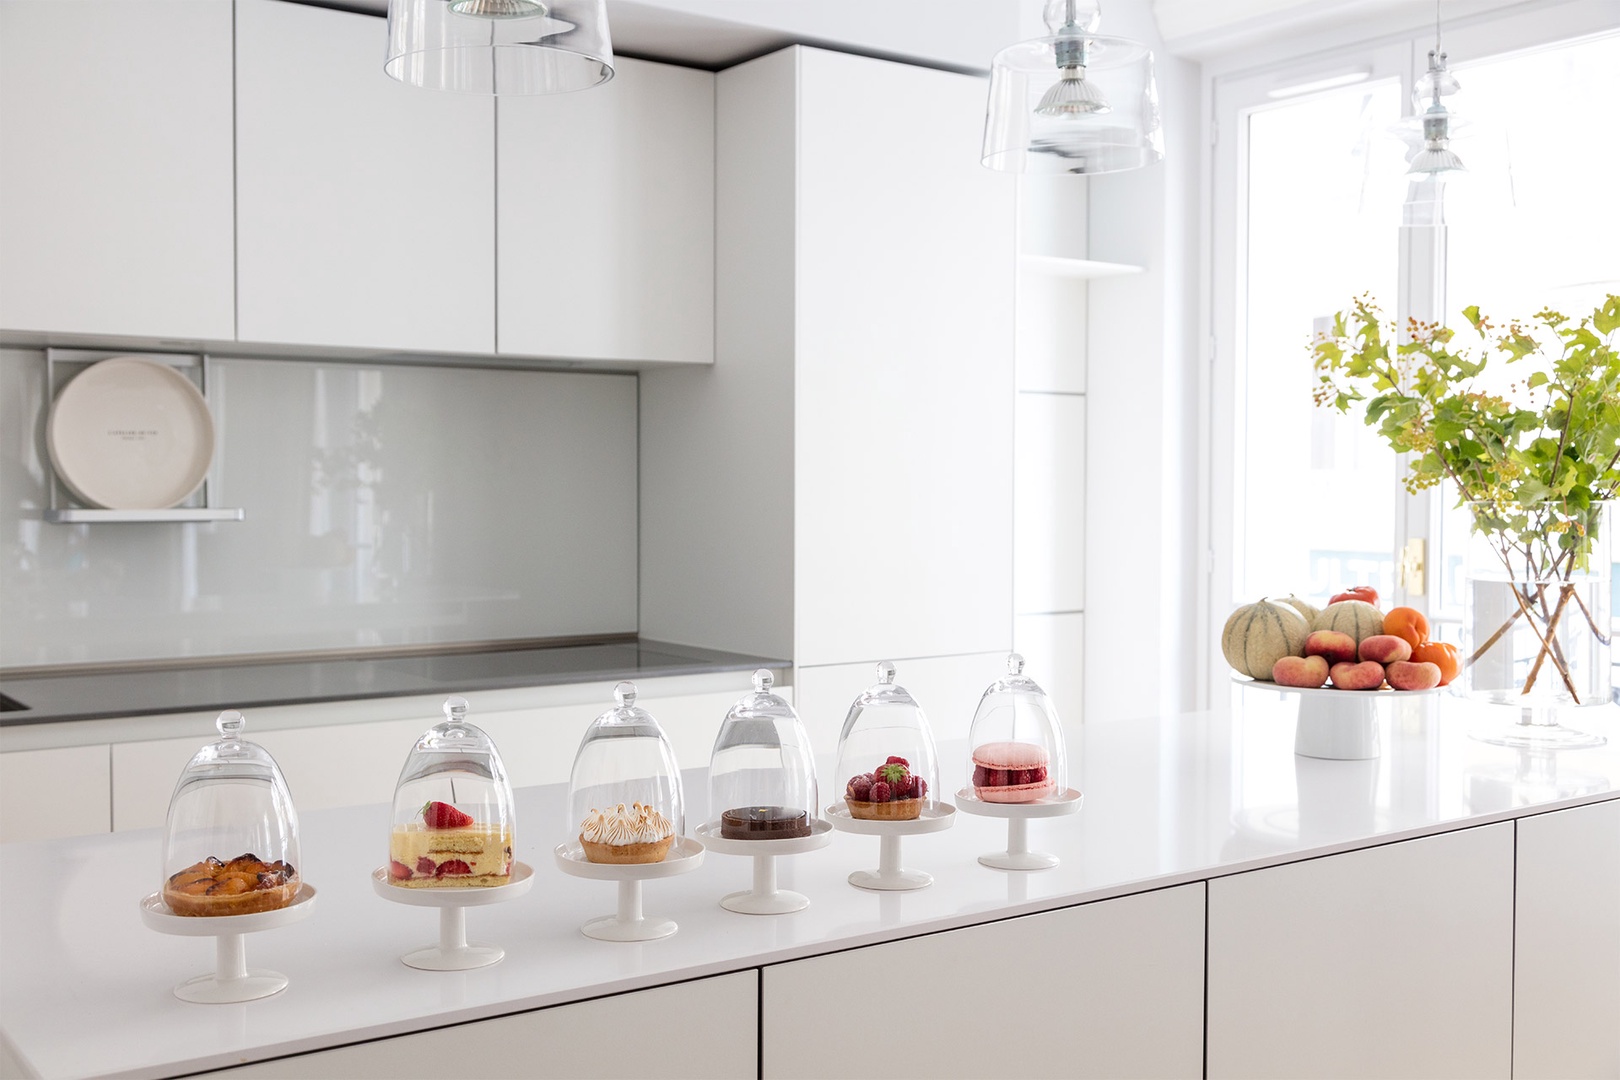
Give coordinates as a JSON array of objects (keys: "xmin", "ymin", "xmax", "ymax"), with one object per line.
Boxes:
[
  {"xmin": 971, "ymin": 741, "xmax": 1055, "ymax": 803},
  {"xmin": 389, "ymin": 800, "xmax": 513, "ymax": 888}
]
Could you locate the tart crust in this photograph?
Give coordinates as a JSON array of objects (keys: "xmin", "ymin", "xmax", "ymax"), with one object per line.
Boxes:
[
  {"xmin": 580, "ymin": 835, "xmax": 674, "ymax": 864},
  {"xmin": 844, "ymin": 797, "xmax": 922, "ymax": 821}
]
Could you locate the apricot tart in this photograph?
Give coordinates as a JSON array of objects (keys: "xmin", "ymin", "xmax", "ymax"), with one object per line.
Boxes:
[{"xmin": 163, "ymin": 853, "xmax": 299, "ymax": 917}]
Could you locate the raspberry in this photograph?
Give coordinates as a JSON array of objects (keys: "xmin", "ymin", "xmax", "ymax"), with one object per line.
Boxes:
[
  {"xmin": 870, "ymin": 780, "xmax": 892, "ymax": 802},
  {"xmin": 850, "ymin": 776, "xmax": 873, "ymax": 801},
  {"xmin": 972, "ymin": 765, "xmax": 990, "ymax": 786},
  {"xmin": 885, "ymin": 755, "xmax": 910, "ymax": 768},
  {"xmin": 914, "ymin": 776, "xmax": 927, "ymax": 799},
  {"xmin": 1031, "ymin": 766, "xmax": 1048, "ymax": 783},
  {"xmin": 416, "ymin": 856, "xmax": 436, "ymax": 875},
  {"xmin": 389, "ymin": 860, "xmax": 413, "ymax": 880},
  {"xmin": 436, "ymin": 859, "xmax": 473, "ymax": 877},
  {"xmin": 1014, "ymin": 769, "xmax": 1034, "ymax": 786}
]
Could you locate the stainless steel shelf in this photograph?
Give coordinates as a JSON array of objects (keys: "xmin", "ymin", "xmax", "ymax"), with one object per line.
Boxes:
[{"xmin": 43, "ymin": 507, "xmax": 245, "ymax": 524}]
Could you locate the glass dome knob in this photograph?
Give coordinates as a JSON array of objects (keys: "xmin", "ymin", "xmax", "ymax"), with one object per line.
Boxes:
[
  {"xmin": 1007, "ymin": 653, "xmax": 1026, "ymax": 676},
  {"xmin": 443, "ymin": 696, "xmax": 470, "ymax": 720},
  {"xmin": 614, "ymin": 681, "xmax": 637, "ymax": 708},
  {"xmin": 216, "ymin": 710, "xmax": 245, "ymax": 741},
  {"xmin": 876, "ymin": 661, "xmax": 896, "ymax": 685},
  {"xmin": 752, "ymin": 669, "xmax": 774, "ymax": 693}
]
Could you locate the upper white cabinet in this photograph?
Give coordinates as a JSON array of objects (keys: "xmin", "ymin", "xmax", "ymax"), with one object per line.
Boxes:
[
  {"xmin": 0, "ymin": 0, "xmax": 234, "ymax": 340},
  {"xmin": 498, "ymin": 58, "xmax": 714, "ymax": 364},
  {"xmin": 234, "ymin": 0, "xmax": 495, "ymax": 354},
  {"xmin": 640, "ymin": 46, "xmax": 1016, "ymax": 669}
]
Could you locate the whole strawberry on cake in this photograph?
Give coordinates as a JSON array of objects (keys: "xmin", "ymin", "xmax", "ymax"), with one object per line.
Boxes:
[
  {"xmin": 389, "ymin": 800, "xmax": 513, "ymax": 887},
  {"xmin": 845, "ymin": 756, "xmax": 927, "ymax": 820}
]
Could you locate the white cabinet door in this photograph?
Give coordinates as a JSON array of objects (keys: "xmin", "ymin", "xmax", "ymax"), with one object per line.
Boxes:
[
  {"xmin": 498, "ymin": 57, "xmax": 713, "ymax": 364},
  {"xmin": 0, "ymin": 745, "xmax": 110, "ymax": 841},
  {"xmin": 0, "ymin": 0, "xmax": 234, "ymax": 340},
  {"xmin": 235, "ymin": 0, "xmax": 494, "ymax": 354},
  {"xmin": 762, "ymin": 883, "xmax": 1204, "ymax": 1079},
  {"xmin": 794, "ymin": 48, "xmax": 1016, "ymax": 668},
  {"xmin": 1513, "ymin": 800, "xmax": 1620, "ymax": 1079},
  {"xmin": 206, "ymin": 970, "xmax": 758, "ymax": 1078},
  {"xmin": 1208, "ymin": 823, "xmax": 1514, "ymax": 1078}
]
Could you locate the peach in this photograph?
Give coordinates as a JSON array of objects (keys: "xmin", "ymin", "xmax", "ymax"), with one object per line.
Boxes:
[
  {"xmin": 1272, "ymin": 654, "xmax": 1330, "ymax": 688},
  {"xmin": 1386, "ymin": 660, "xmax": 1442, "ymax": 691},
  {"xmin": 1329, "ymin": 660, "xmax": 1386, "ymax": 691},
  {"xmin": 1304, "ymin": 630, "xmax": 1357, "ymax": 665},
  {"xmin": 1358, "ymin": 634, "xmax": 1413, "ymax": 665}
]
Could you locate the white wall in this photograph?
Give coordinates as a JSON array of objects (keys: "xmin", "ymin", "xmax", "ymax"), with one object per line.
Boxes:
[{"xmin": 1, "ymin": 351, "xmax": 639, "ymax": 667}]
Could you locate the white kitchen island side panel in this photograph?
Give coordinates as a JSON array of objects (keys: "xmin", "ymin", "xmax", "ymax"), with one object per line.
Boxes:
[
  {"xmin": 1207, "ymin": 821, "xmax": 1515, "ymax": 1079},
  {"xmin": 761, "ymin": 882, "xmax": 1204, "ymax": 1079},
  {"xmin": 1513, "ymin": 799, "xmax": 1620, "ymax": 1079},
  {"xmin": 793, "ymin": 48, "xmax": 1016, "ymax": 669},
  {"xmin": 0, "ymin": 0, "xmax": 235, "ymax": 340},
  {"xmin": 234, "ymin": 0, "xmax": 495, "ymax": 354},
  {"xmin": 205, "ymin": 970, "xmax": 758, "ymax": 1079},
  {"xmin": 498, "ymin": 57, "xmax": 714, "ymax": 365}
]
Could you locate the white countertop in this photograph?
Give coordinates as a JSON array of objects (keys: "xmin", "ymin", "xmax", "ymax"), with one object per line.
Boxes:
[{"xmin": 4, "ymin": 695, "xmax": 1619, "ymax": 1079}]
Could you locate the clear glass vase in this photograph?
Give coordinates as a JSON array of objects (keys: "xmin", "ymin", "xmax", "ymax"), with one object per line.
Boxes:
[{"xmin": 1462, "ymin": 501, "xmax": 1611, "ymax": 749}]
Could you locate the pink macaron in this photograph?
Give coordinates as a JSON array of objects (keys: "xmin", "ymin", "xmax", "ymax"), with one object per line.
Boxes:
[{"xmin": 971, "ymin": 740, "xmax": 1054, "ymax": 803}]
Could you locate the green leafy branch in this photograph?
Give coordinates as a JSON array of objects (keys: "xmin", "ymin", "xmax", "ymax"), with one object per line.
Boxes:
[{"xmin": 1310, "ymin": 292, "xmax": 1620, "ymax": 700}]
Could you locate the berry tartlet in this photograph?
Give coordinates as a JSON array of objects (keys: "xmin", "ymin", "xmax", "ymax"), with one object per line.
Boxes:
[
  {"xmin": 845, "ymin": 756, "xmax": 927, "ymax": 820},
  {"xmin": 970, "ymin": 741, "xmax": 1054, "ymax": 803}
]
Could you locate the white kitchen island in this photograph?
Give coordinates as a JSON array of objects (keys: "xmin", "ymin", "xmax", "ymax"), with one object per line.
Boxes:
[{"xmin": 2, "ymin": 697, "xmax": 1617, "ymax": 1079}]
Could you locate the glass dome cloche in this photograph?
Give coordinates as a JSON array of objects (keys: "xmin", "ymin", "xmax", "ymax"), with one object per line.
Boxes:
[
  {"xmin": 567, "ymin": 681, "xmax": 684, "ymax": 864},
  {"xmin": 965, "ymin": 653, "xmax": 1067, "ymax": 803},
  {"xmin": 161, "ymin": 711, "xmax": 300, "ymax": 917},
  {"xmin": 388, "ymin": 697, "xmax": 515, "ymax": 889},
  {"xmin": 833, "ymin": 662, "xmax": 941, "ymax": 820},
  {"xmin": 707, "ymin": 669, "xmax": 818, "ymax": 840}
]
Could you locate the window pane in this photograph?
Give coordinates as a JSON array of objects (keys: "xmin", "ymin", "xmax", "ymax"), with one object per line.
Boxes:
[
  {"xmin": 1433, "ymin": 33, "xmax": 1620, "ymax": 625},
  {"xmin": 1237, "ymin": 81, "xmax": 1405, "ymax": 604}
]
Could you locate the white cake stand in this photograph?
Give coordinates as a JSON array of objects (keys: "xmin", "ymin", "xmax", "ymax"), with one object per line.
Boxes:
[
  {"xmin": 370, "ymin": 862, "xmax": 534, "ymax": 970},
  {"xmin": 553, "ymin": 838, "xmax": 704, "ymax": 941},
  {"xmin": 1234, "ymin": 676, "xmax": 1443, "ymax": 760},
  {"xmin": 825, "ymin": 803, "xmax": 955, "ymax": 891},
  {"xmin": 954, "ymin": 788, "xmax": 1083, "ymax": 870},
  {"xmin": 693, "ymin": 818, "xmax": 832, "ymax": 914},
  {"xmin": 139, "ymin": 884, "xmax": 317, "ymax": 1004}
]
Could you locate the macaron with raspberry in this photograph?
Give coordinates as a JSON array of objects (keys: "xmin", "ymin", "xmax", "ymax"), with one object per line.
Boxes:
[{"xmin": 970, "ymin": 741, "xmax": 1054, "ymax": 803}]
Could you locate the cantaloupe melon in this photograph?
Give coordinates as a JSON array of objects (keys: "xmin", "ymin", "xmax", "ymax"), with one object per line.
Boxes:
[
  {"xmin": 1310, "ymin": 600, "xmax": 1385, "ymax": 645},
  {"xmin": 1222, "ymin": 599, "xmax": 1309, "ymax": 680},
  {"xmin": 1277, "ymin": 594, "xmax": 1320, "ymax": 625}
]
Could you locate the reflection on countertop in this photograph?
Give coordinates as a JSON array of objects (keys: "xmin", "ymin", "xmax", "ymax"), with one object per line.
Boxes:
[{"xmin": 0, "ymin": 639, "xmax": 786, "ymax": 725}]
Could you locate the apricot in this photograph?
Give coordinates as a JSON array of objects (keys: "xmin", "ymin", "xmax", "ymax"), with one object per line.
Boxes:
[
  {"xmin": 1387, "ymin": 660, "xmax": 1442, "ymax": 691},
  {"xmin": 1304, "ymin": 630, "xmax": 1358, "ymax": 665},
  {"xmin": 1272, "ymin": 654, "xmax": 1330, "ymax": 688},
  {"xmin": 1411, "ymin": 640, "xmax": 1461, "ymax": 686},
  {"xmin": 1358, "ymin": 634, "xmax": 1413, "ymax": 665},
  {"xmin": 1383, "ymin": 606, "xmax": 1430, "ymax": 649},
  {"xmin": 1330, "ymin": 660, "xmax": 1386, "ymax": 691}
]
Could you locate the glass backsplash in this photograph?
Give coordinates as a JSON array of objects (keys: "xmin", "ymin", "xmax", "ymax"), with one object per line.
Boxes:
[{"xmin": 0, "ymin": 350, "xmax": 638, "ymax": 668}]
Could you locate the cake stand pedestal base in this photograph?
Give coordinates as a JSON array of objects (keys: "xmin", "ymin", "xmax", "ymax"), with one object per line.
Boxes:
[
  {"xmin": 371, "ymin": 863, "xmax": 533, "ymax": 971},
  {"xmin": 139, "ymin": 885, "xmax": 318, "ymax": 1004},
  {"xmin": 826, "ymin": 804, "xmax": 955, "ymax": 893},
  {"xmin": 955, "ymin": 788, "xmax": 1083, "ymax": 871},
  {"xmin": 695, "ymin": 820, "xmax": 832, "ymax": 915},
  {"xmin": 554, "ymin": 839, "xmax": 704, "ymax": 942}
]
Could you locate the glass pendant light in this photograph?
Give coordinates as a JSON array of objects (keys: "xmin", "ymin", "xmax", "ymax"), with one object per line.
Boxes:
[
  {"xmin": 1404, "ymin": 1, "xmax": 1466, "ymax": 179},
  {"xmin": 384, "ymin": 0, "xmax": 613, "ymax": 95},
  {"xmin": 982, "ymin": 0, "xmax": 1162, "ymax": 174}
]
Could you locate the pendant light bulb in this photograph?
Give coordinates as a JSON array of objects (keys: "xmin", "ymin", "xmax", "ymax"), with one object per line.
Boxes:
[
  {"xmin": 1035, "ymin": 61, "xmax": 1111, "ymax": 117},
  {"xmin": 1406, "ymin": 49, "xmax": 1466, "ymax": 177},
  {"xmin": 447, "ymin": 0, "xmax": 546, "ymax": 18}
]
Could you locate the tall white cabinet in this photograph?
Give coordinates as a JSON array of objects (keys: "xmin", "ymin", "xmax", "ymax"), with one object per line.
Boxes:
[
  {"xmin": 639, "ymin": 46, "xmax": 1016, "ymax": 739},
  {"xmin": 0, "ymin": 0, "xmax": 235, "ymax": 340},
  {"xmin": 234, "ymin": 0, "xmax": 496, "ymax": 354}
]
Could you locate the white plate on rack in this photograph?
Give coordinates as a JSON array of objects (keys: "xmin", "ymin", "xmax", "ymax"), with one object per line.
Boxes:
[{"xmin": 47, "ymin": 356, "xmax": 215, "ymax": 510}]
